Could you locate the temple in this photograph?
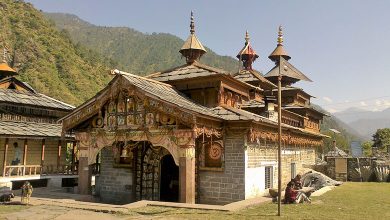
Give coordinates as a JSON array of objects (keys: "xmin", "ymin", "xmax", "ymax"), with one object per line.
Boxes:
[
  {"xmin": 0, "ymin": 49, "xmax": 77, "ymax": 189},
  {"xmin": 61, "ymin": 14, "xmax": 327, "ymax": 205}
]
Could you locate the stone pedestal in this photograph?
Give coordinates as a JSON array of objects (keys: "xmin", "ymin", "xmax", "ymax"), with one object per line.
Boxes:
[{"xmin": 78, "ymin": 157, "xmax": 92, "ymax": 195}]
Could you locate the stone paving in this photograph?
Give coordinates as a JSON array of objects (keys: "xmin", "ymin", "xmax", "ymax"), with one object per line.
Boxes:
[{"xmin": 8, "ymin": 187, "xmax": 272, "ymax": 214}]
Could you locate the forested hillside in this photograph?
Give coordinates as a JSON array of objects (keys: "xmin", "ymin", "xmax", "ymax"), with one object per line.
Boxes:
[
  {"xmin": 0, "ymin": 0, "xmax": 113, "ymax": 105},
  {"xmin": 45, "ymin": 13, "xmax": 239, "ymax": 75}
]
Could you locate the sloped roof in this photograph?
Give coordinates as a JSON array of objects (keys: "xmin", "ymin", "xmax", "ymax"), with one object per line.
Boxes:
[
  {"xmin": 0, "ymin": 62, "xmax": 17, "ymax": 78},
  {"xmin": 180, "ymin": 34, "xmax": 206, "ymax": 53},
  {"xmin": 233, "ymin": 69, "xmax": 276, "ymax": 89},
  {"xmin": 268, "ymin": 44, "xmax": 291, "ymax": 61},
  {"xmin": 264, "ymin": 57, "xmax": 312, "ymax": 82},
  {"xmin": 0, "ymin": 88, "xmax": 75, "ymax": 111},
  {"xmin": 121, "ymin": 73, "xmax": 221, "ymax": 119},
  {"xmin": 62, "ymin": 71, "xmax": 223, "ymax": 127},
  {"xmin": 147, "ymin": 61, "xmax": 230, "ymax": 82},
  {"xmin": 0, "ymin": 121, "xmax": 63, "ymax": 138}
]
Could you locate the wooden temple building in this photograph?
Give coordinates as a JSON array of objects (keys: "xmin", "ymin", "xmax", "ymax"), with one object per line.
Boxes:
[
  {"xmin": 61, "ymin": 13, "xmax": 327, "ymax": 205},
  {"xmin": 0, "ymin": 52, "xmax": 77, "ymax": 189}
]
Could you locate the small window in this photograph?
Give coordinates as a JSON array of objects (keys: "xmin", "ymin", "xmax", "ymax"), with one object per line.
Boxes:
[
  {"xmin": 291, "ymin": 163, "xmax": 296, "ymax": 179},
  {"xmin": 265, "ymin": 166, "xmax": 273, "ymax": 189}
]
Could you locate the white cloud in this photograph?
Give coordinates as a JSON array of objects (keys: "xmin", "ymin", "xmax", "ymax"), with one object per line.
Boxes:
[
  {"xmin": 327, "ymin": 108, "xmax": 338, "ymax": 113},
  {"xmin": 360, "ymin": 101, "xmax": 367, "ymax": 106},
  {"xmin": 375, "ymin": 100, "xmax": 382, "ymax": 106},
  {"xmin": 322, "ymin": 96, "xmax": 333, "ymax": 103}
]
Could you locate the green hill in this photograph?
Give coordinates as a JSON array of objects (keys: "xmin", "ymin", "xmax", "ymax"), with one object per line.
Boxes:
[
  {"xmin": 44, "ymin": 13, "xmax": 239, "ymax": 75},
  {"xmin": 0, "ymin": 0, "xmax": 113, "ymax": 105},
  {"xmin": 313, "ymin": 104, "xmax": 364, "ymax": 151}
]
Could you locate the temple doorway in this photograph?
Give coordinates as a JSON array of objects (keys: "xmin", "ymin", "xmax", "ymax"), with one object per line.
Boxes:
[
  {"xmin": 133, "ymin": 141, "xmax": 178, "ymax": 202},
  {"xmin": 160, "ymin": 154, "xmax": 179, "ymax": 202}
]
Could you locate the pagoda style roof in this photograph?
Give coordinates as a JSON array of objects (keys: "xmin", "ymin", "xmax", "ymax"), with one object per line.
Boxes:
[
  {"xmin": 0, "ymin": 62, "xmax": 17, "ymax": 79},
  {"xmin": 264, "ymin": 56, "xmax": 312, "ymax": 83},
  {"xmin": 272, "ymin": 86, "xmax": 315, "ymax": 98},
  {"xmin": 120, "ymin": 72, "xmax": 219, "ymax": 119},
  {"xmin": 62, "ymin": 71, "xmax": 223, "ymax": 130},
  {"xmin": 283, "ymin": 104, "xmax": 329, "ymax": 117},
  {"xmin": 233, "ymin": 69, "xmax": 276, "ymax": 89},
  {"xmin": 0, "ymin": 121, "xmax": 64, "ymax": 138},
  {"xmin": 147, "ymin": 61, "xmax": 230, "ymax": 82},
  {"xmin": 180, "ymin": 34, "xmax": 206, "ymax": 53},
  {"xmin": 212, "ymin": 105, "xmax": 328, "ymax": 138},
  {"xmin": 0, "ymin": 88, "xmax": 75, "ymax": 111}
]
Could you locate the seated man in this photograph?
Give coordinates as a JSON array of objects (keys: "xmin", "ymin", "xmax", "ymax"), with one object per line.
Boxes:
[
  {"xmin": 292, "ymin": 174, "xmax": 303, "ymax": 189},
  {"xmin": 284, "ymin": 181, "xmax": 311, "ymax": 204}
]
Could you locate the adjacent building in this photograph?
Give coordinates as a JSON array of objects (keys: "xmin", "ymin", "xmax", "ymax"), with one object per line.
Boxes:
[{"xmin": 0, "ymin": 53, "xmax": 76, "ymax": 189}]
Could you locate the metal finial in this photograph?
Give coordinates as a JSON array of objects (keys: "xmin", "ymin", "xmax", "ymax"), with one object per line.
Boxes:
[
  {"xmin": 277, "ymin": 25, "xmax": 284, "ymax": 45},
  {"xmin": 245, "ymin": 30, "xmax": 250, "ymax": 44},
  {"xmin": 2, "ymin": 48, "xmax": 7, "ymax": 63},
  {"xmin": 190, "ymin": 11, "xmax": 195, "ymax": 34}
]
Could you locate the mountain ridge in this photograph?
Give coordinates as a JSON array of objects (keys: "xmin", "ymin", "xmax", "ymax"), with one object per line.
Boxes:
[{"xmin": 44, "ymin": 12, "xmax": 240, "ymax": 75}]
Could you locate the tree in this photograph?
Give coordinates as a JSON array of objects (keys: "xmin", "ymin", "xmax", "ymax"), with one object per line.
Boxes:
[
  {"xmin": 361, "ymin": 141, "xmax": 373, "ymax": 157},
  {"xmin": 372, "ymin": 128, "xmax": 390, "ymax": 150}
]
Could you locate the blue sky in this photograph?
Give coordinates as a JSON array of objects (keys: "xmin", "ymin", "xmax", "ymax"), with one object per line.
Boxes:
[{"xmin": 26, "ymin": 0, "xmax": 390, "ymax": 113}]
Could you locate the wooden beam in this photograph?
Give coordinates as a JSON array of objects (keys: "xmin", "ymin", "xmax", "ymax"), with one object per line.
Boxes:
[
  {"xmin": 57, "ymin": 140, "xmax": 62, "ymax": 173},
  {"xmin": 23, "ymin": 139, "xmax": 28, "ymax": 175},
  {"xmin": 2, "ymin": 138, "xmax": 9, "ymax": 177}
]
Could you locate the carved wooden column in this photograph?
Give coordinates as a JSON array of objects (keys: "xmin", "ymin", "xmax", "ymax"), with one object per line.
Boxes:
[
  {"xmin": 40, "ymin": 139, "xmax": 45, "ymax": 174},
  {"xmin": 179, "ymin": 146, "xmax": 196, "ymax": 204},
  {"xmin": 2, "ymin": 138, "xmax": 9, "ymax": 177}
]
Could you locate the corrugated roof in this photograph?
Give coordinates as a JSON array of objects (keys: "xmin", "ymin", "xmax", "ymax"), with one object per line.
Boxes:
[
  {"xmin": 0, "ymin": 89, "xmax": 74, "ymax": 110},
  {"xmin": 0, "ymin": 121, "xmax": 63, "ymax": 137}
]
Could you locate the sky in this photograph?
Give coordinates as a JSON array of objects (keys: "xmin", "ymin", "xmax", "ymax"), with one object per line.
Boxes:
[{"xmin": 25, "ymin": 0, "xmax": 390, "ymax": 113}]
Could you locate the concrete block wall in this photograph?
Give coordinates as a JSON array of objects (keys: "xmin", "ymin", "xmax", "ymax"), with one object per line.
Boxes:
[
  {"xmin": 198, "ymin": 129, "xmax": 246, "ymax": 205},
  {"xmin": 97, "ymin": 147, "xmax": 133, "ymax": 204},
  {"xmin": 245, "ymin": 145, "xmax": 316, "ymax": 198}
]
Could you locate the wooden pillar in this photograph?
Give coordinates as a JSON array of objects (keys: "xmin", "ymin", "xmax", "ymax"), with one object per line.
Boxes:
[
  {"xmin": 71, "ymin": 141, "xmax": 76, "ymax": 173},
  {"xmin": 40, "ymin": 139, "xmax": 45, "ymax": 174},
  {"xmin": 57, "ymin": 140, "xmax": 62, "ymax": 173},
  {"xmin": 2, "ymin": 138, "xmax": 9, "ymax": 177},
  {"xmin": 78, "ymin": 156, "xmax": 92, "ymax": 195},
  {"xmin": 179, "ymin": 147, "xmax": 196, "ymax": 204},
  {"xmin": 22, "ymin": 139, "xmax": 28, "ymax": 175}
]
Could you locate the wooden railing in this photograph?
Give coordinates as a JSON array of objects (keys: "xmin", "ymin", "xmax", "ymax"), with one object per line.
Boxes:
[{"xmin": 3, "ymin": 164, "xmax": 78, "ymax": 177}]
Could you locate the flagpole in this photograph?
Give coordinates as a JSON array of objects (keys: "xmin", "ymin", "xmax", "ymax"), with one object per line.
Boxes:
[{"xmin": 277, "ymin": 58, "xmax": 282, "ymax": 216}]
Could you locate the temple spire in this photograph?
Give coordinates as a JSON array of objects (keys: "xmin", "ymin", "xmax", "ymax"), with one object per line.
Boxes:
[
  {"xmin": 236, "ymin": 31, "xmax": 259, "ymax": 70},
  {"xmin": 268, "ymin": 25, "xmax": 291, "ymax": 62},
  {"xmin": 0, "ymin": 47, "xmax": 17, "ymax": 79},
  {"xmin": 179, "ymin": 11, "xmax": 207, "ymax": 64}
]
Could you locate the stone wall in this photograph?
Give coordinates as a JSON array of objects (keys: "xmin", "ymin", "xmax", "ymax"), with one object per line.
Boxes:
[
  {"xmin": 245, "ymin": 145, "xmax": 316, "ymax": 198},
  {"xmin": 97, "ymin": 147, "xmax": 133, "ymax": 204},
  {"xmin": 198, "ymin": 129, "xmax": 246, "ymax": 205},
  {"xmin": 0, "ymin": 138, "xmax": 67, "ymax": 173}
]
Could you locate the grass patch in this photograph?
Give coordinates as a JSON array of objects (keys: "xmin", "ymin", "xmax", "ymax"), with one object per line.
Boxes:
[
  {"xmin": 128, "ymin": 182, "xmax": 390, "ymax": 219},
  {"xmin": 0, "ymin": 204, "xmax": 27, "ymax": 214}
]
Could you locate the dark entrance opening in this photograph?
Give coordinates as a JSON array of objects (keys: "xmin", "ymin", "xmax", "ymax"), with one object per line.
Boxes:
[{"xmin": 160, "ymin": 154, "xmax": 179, "ymax": 202}]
